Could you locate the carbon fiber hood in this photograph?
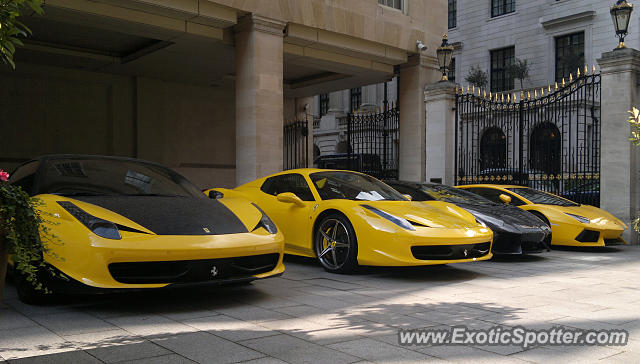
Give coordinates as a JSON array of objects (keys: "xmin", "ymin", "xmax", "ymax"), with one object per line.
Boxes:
[
  {"xmin": 72, "ymin": 196, "xmax": 248, "ymax": 235},
  {"xmin": 459, "ymin": 203, "xmax": 547, "ymax": 229}
]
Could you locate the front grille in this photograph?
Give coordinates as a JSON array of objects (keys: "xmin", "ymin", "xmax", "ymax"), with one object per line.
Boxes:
[
  {"xmin": 576, "ymin": 229, "xmax": 600, "ymax": 243},
  {"xmin": 605, "ymin": 238, "xmax": 623, "ymax": 246},
  {"xmin": 108, "ymin": 254, "xmax": 279, "ymax": 284},
  {"xmin": 411, "ymin": 242, "xmax": 491, "ymax": 260}
]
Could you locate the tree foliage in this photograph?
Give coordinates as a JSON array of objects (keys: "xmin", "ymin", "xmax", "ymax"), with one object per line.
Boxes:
[
  {"xmin": 464, "ymin": 65, "xmax": 488, "ymax": 89},
  {"xmin": 0, "ymin": 176, "xmax": 57, "ymax": 293},
  {"xmin": 507, "ymin": 57, "xmax": 530, "ymax": 90},
  {"xmin": 628, "ymin": 108, "xmax": 640, "ymax": 233},
  {"xmin": 0, "ymin": 0, "xmax": 43, "ymax": 68}
]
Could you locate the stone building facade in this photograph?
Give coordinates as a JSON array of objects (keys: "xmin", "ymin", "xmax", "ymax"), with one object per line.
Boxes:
[{"xmin": 1, "ymin": 0, "xmax": 447, "ymax": 187}]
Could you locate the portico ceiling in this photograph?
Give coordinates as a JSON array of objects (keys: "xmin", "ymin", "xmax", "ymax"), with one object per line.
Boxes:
[{"xmin": 14, "ymin": 2, "xmax": 402, "ymax": 97}]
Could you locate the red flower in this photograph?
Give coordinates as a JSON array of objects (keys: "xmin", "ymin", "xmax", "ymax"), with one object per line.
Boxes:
[{"xmin": 0, "ymin": 170, "xmax": 9, "ymax": 182}]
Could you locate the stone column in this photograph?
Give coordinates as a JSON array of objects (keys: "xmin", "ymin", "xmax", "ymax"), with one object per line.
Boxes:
[
  {"xmin": 597, "ymin": 48, "xmax": 640, "ymax": 244},
  {"xmin": 398, "ymin": 54, "xmax": 440, "ymax": 182},
  {"xmin": 424, "ymin": 81, "xmax": 457, "ymax": 185},
  {"xmin": 235, "ymin": 14, "xmax": 286, "ymax": 185}
]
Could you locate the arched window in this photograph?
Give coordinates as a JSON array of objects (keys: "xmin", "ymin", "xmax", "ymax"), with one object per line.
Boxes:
[
  {"xmin": 530, "ymin": 122, "xmax": 561, "ymax": 174},
  {"xmin": 480, "ymin": 127, "xmax": 506, "ymax": 171}
]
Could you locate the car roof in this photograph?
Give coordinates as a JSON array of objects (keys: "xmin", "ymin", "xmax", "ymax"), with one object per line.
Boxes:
[{"xmin": 12, "ymin": 154, "xmax": 171, "ymax": 174}]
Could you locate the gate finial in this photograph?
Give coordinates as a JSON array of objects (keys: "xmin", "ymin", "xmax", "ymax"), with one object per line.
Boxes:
[
  {"xmin": 592, "ymin": 64, "xmax": 596, "ymax": 73},
  {"xmin": 562, "ymin": 78, "xmax": 566, "ymax": 87},
  {"xmin": 527, "ymin": 91, "xmax": 531, "ymax": 100},
  {"xmin": 555, "ymin": 82, "xmax": 559, "ymax": 90},
  {"xmin": 534, "ymin": 89, "xmax": 538, "ymax": 98},
  {"xmin": 520, "ymin": 91, "xmax": 525, "ymax": 101},
  {"xmin": 577, "ymin": 67, "xmax": 581, "ymax": 77},
  {"xmin": 569, "ymin": 73, "xmax": 573, "ymax": 82},
  {"xmin": 585, "ymin": 64, "xmax": 589, "ymax": 75},
  {"xmin": 548, "ymin": 85, "xmax": 552, "ymax": 93}
]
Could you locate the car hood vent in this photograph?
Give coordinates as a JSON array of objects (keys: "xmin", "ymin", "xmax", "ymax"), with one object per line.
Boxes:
[{"xmin": 71, "ymin": 196, "xmax": 248, "ymax": 236}]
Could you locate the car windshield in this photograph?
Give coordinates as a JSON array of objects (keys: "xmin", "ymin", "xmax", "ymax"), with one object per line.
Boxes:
[
  {"xmin": 507, "ymin": 187, "xmax": 578, "ymax": 206},
  {"xmin": 35, "ymin": 158, "xmax": 205, "ymax": 198},
  {"xmin": 310, "ymin": 171, "xmax": 407, "ymax": 201},
  {"xmin": 422, "ymin": 185, "xmax": 497, "ymax": 205}
]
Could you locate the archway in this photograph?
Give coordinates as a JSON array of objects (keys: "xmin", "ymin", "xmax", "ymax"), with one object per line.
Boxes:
[
  {"xmin": 480, "ymin": 127, "xmax": 507, "ymax": 171},
  {"xmin": 530, "ymin": 122, "xmax": 561, "ymax": 174}
]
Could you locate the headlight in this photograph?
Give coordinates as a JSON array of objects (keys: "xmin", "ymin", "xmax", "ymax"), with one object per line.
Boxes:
[
  {"xmin": 251, "ymin": 203, "xmax": 278, "ymax": 234},
  {"xmin": 57, "ymin": 201, "xmax": 121, "ymax": 239},
  {"xmin": 362, "ymin": 205, "xmax": 415, "ymax": 231},
  {"xmin": 564, "ymin": 213, "xmax": 590, "ymax": 224}
]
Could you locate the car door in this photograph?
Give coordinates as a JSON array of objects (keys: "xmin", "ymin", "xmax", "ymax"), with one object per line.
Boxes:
[{"xmin": 255, "ymin": 173, "xmax": 316, "ymax": 256}]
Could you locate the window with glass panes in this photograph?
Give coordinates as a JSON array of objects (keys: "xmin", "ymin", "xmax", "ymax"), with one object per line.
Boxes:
[
  {"xmin": 350, "ymin": 88, "xmax": 362, "ymax": 112},
  {"xmin": 490, "ymin": 47, "xmax": 515, "ymax": 92},
  {"xmin": 555, "ymin": 32, "xmax": 584, "ymax": 82},
  {"xmin": 319, "ymin": 93, "xmax": 329, "ymax": 116},
  {"xmin": 378, "ymin": 0, "xmax": 402, "ymax": 10},
  {"xmin": 448, "ymin": 57, "xmax": 456, "ymax": 83},
  {"xmin": 448, "ymin": 0, "xmax": 457, "ymax": 29},
  {"xmin": 491, "ymin": 0, "xmax": 515, "ymax": 17}
]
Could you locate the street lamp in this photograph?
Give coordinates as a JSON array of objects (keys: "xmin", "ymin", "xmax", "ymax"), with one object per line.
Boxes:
[
  {"xmin": 436, "ymin": 34, "xmax": 454, "ymax": 82},
  {"xmin": 611, "ymin": 0, "xmax": 634, "ymax": 49}
]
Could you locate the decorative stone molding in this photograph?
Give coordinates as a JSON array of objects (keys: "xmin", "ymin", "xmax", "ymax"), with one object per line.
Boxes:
[
  {"xmin": 236, "ymin": 14, "xmax": 286, "ymax": 37},
  {"xmin": 598, "ymin": 48, "xmax": 640, "ymax": 74},
  {"xmin": 541, "ymin": 11, "xmax": 596, "ymax": 29}
]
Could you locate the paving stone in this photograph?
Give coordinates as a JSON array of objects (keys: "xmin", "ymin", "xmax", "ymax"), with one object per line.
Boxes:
[
  {"xmin": 0, "ymin": 309, "xmax": 37, "ymax": 331},
  {"xmin": 31, "ymin": 312, "xmax": 118, "ymax": 336},
  {"xmin": 5, "ymin": 350, "xmax": 102, "ymax": 364},
  {"xmin": 328, "ymin": 337, "xmax": 436, "ymax": 362},
  {"xmin": 0, "ymin": 326, "xmax": 73, "ymax": 360},
  {"xmin": 86, "ymin": 341, "xmax": 171, "ymax": 363},
  {"xmin": 152, "ymin": 331, "xmax": 264, "ymax": 364},
  {"xmin": 106, "ymin": 315, "xmax": 197, "ymax": 337},
  {"xmin": 63, "ymin": 328, "xmax": 141, "ymax": 349},
  {"xmin": 241, "ymin": 334, "xmax": 360, "ymax": 364},
  {"xmin": 116, "ymin": 353, "xmax": 197, "ymax": 364},
  {"xmin": 182, "ymin": 314, "xmax": 277, "ymax": 342}
]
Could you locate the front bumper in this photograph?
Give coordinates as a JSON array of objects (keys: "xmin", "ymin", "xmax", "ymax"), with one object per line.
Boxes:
[
  {"xmin": 550, "ymin": 222, "xmax": 625, "ymax": 247},
  {"xmin": 492, "ymin": 229, "xmax": 548, "ymax": 255},
  {"xmin": 43, "ymin": 229, "xmax": 285, "ymax": 289},
  {"xmin": 356, "ymin": 225, "xmax": 494, "ymax": 266}
]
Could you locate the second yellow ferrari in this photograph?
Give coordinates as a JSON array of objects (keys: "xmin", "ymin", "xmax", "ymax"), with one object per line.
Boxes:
[{"xmin": 208, "ymin": 169, "xmax": 493, "ymax": 273}]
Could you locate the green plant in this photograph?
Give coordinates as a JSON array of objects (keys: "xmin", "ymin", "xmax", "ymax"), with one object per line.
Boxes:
[
  {"xmin": 0, "ymin": 169, "xmax": 53, "ymax": 294},
  {"xmin": 507, "ymin": 57, "xmax": 530, "ymax": 90},
  {"xmin": 464, "ymin": 65, "xmax": 488, "ymax": 89},
  {"xmin": 0, "ymin": 0, "xmax": 44, "ymax": 68}
]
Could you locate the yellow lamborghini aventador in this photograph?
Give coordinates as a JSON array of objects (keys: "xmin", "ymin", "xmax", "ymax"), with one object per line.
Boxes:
[
  {"xmin": 8, "ymin": 155, "xmax": 284, "ymax": 303},
  {"xmin": 207, "ymin": 169, "xmax": 493, "ymax": 273},
  {"xmin": 457, "ymin": 184, "xmax": 627, "ymax": 247}
]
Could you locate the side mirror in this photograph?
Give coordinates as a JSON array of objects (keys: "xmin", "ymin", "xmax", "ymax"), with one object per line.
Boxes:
[
  {"xmin": 208, "ymin": 190, "xmax": 224, "ymax": 199},
  {"xmin": 499, "ymin": 194, "xmax": 512, "ymax": 205},
  {"xmin": 276, "ymin": 192, "xmax": 305, "ymax": 207},
  {"xmin": 403, "ymin": 194, "xmax": 413, "ymax": 201}
]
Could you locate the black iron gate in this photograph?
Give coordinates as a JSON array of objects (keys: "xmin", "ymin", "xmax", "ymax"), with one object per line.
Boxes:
[
  {"xmin": 347, "ymin": 103, "xmax": 399, "ymax": 179},
  {"xmin": 455, "ymin": 70, "xmax": 601, "ymax": 206},
  {"xmin": 283, "ymin": 120, "xmax": 308, "ymax": 170}
]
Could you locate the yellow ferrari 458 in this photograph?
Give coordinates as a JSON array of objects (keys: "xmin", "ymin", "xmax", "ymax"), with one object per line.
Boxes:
[
  {"xmin": 457, "ymin": 184, "xmax": 627, "ymax": 247},
  {"xmin": 207, "ymin": 169, "xmax": 493, "ymax": 274},
  {"xmin": 8, "ymin": 155, "xmax": 285, "ymax": 303}
]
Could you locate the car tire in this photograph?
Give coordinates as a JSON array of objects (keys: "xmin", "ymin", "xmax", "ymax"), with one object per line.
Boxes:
[
  {"xmin": 15, "ymin": 273, "xmax": 49, "ymax": 305},
  {"xmin": 314, "ymin": 213, "xmax": 358, "ymax": 274}
]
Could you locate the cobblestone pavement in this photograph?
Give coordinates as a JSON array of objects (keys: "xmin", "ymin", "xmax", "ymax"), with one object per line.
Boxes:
[{"xmin": 1, "ymin": 246, "xmax": 640, "ymax": 363}]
